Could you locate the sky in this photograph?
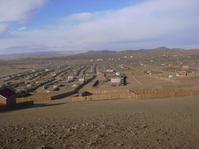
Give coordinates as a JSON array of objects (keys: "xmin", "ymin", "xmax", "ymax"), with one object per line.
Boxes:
[{"xmin": 0, "ymin": 0, "xmax": 199, "ymax": 54}]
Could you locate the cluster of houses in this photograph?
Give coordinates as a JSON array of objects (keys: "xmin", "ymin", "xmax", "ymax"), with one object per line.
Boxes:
[{"xmin": 105, "ymin": 68, "xmax": 127, "ymax": 86}]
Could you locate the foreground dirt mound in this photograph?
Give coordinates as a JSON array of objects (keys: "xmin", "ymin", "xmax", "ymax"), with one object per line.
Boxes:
[
  {"xmin": 0, "ymin": 116, "xmax": 193, "ymax": 149},
  {"xmin": 0, "ymin": 96, "xmax": 199, "ymax": 149}
]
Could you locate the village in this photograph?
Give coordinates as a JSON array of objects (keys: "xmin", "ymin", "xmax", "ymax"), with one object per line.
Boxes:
[
  {"xmin": 1, "ymin": 49, "xmax": 199, "ymax": 149},
  {"xmin": 1, "ymin": 0, "xmax": 199, "ymax": 148},
  {"xmin": 1, "ymin": 49, "xmax": 199, "ymax": 109}
]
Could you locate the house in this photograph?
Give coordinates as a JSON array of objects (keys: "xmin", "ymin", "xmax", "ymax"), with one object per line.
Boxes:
[
  {"xmin": 45, "ymin": 69, "xmax": 49, "ymax": 72},
  {"xmin": 96, "ymin": 58, "xmax": 103, "ymax": 62},
  {"xmin": 0, "ymin": 86, "xmax": 16, "ymax": 107},
  {"xmin": 110, "ymin": 74, "xmax": 127, "ymax": 86},
  {"xmin": 111, "ymin": 77, "xmax": 122, "ymax": 86},
  {"xmin": 106, "ymin": 69, "xmax": 114, "ymax": 73},
  {"xmin": 79, "ymin": 76, "xmax": 85, "ymax": 84},
  {"xmin": 120, "ymin": 74, "xmax": 127, "ymax": 85},
  {"xmin": 176, "ymin": 71, "xmax": 187, "ymax": 78},
  {"xmin": 144, "ymin": 70, "xmax": 152, "ymax": 75},
  {"xmin": 168, "ymin": 75, "xmax": 173, "ymax": 79},
  {"xmin": 81, "ymin": 91, "xmax": 92, "ymax": 97},
  {"xmin": 68, "ymin": 76, "xmax": 74, "ymax": 82},
  {"xmin": 115, "ymin": 72, "xmax": 121, "ymax": 76}
]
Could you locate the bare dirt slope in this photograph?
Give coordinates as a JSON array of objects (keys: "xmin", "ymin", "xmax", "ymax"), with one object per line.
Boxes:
[{"xmin": 1, "ymin": 96, "xmax": 199, "ymax": 149}]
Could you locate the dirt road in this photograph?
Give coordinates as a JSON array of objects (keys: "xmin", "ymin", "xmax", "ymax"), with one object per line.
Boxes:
[{"xmin": 1, "ymin": 96, "xmax": 199, "ymax": 149}]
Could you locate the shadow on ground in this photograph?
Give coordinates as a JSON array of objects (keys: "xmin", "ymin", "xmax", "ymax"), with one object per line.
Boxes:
[{"xmin": 0, "ymin": 103, "xmax": 66, "ymax": 113}]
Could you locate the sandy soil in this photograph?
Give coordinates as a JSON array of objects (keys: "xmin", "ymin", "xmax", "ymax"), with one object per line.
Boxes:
[{"xmin": 1, "ymin": 96, "xmax": 199, "ymax": 149}]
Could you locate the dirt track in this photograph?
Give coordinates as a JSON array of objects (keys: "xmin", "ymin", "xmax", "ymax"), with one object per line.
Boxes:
[{"xmin": 1, "ymin": 96, "xmax": 199, "ymax": 149}]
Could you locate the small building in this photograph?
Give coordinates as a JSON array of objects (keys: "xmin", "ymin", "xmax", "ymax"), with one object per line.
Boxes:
[
  {"xmin": 45, "ymin": 69, "xmax": 49, "ymax": 72},
  {"xmin": 79, "ymin": 76, "xmax": 85, "ymax": 84},
  {"xmin": 110, "ymin": 74, "xmax": 127, "ymax": 86},
  {"xmin": 68, "ymin": 76, "xmax": 74, "ymax": 82},
  {"xmin": 81, "ymin": 91, "xmax": 92, "ymax": 97},
  {"xmin": 53, "ymin": 85, "xmax": 58, "ymax": 90},
  {"xmin": 144, "ymin": 70, "xmax": 152, "ymax": 75},
  {"xmin": 111, "ymin": 77, "xmax": 122, "ymax": 86},
  {"xmin": 72, "ymin": 84, "xmax": 78, "ymax": 88},
  {"xmin": 120, "ymin": 64, "xmax": 129, "ymax": 70},
  {"xmin": 176, "ymin": 71, "xmax": 187, "ymax": 78},
  {"xmin": 182, "ymin": 65, "xmax": 189, "ymax": 70},
  {"xmin": 106, "ymin": 69, "xmax": 114, "ymax": 73},
  {"xmin": 51, "ymin": 72, "xmax": 57, "ymax": 77},
  {"xmin": 115, "ymin": 72, "xmax": 120, "ymax": 76},
  {"xmin": 26, "ymin": 84, "xmax": 32, "ymax": 88},
  {"xmin": 0, "ymin": 86, "xmax": 16, "ymax": 107},
  {"xmin": 168, "ymin": 75, "xmax": 173, "ymax": 79},
  {"xmin": 96, "ymin": 58, "xmax": 103, "ymax": 62},
  {"xmin": 120, "ymin": 74, "xmax": 127, "ymax": 85}
]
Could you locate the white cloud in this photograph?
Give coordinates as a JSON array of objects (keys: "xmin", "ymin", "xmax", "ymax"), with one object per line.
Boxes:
[
  {"xmin": 18, "ymin": 26, "xmax": 27, "ymax": 31},
  {"xmin": 67, "ymin": 0, "xmax": 199, "ymax": 45},
  {"xmin": 0, "ymin": 0, "xmax": 46, "ymax": 22},
  {"xmin": 0, "ymin": 23, "xmax": 8, "ymax": 33},
  {"xmin": 67, "ymin": 12, "xmax": 97, "ymax": 22},
  {"xmin": 0, "ymin": 0, "xmax": 199, "ymax": 53},
  {"xmin": 0, "ymin": 0, "xmax": 46, "ymax": 36}
]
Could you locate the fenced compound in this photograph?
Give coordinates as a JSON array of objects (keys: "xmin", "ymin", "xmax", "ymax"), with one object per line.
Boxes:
[
  {"xmin": 51, "ymin": 75, "xmax": 96, "ymax": 100},
  {"xmin": 71, "ymin": 88, "xmax": 199, "ymax": 102}
]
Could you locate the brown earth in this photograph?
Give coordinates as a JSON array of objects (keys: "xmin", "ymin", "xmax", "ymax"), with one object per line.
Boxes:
[{"xmin": 1, "ymin": 96, "xmax": 199, "ymax": 149}]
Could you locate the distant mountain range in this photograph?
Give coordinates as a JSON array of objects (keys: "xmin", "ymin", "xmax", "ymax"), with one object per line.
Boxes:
[
  {"xmin": 0, "ymin": 50, "xmax": 85, "ymax": 60},
  {"xmin": 0, "ymin": 47, "xmax": 198, "ymax": 60}
]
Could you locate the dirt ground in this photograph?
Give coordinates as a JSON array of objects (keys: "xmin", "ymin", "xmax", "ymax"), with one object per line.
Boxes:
[{"xmin": 1, "ymin": 96, "xmax": 199, "ymax": 149}]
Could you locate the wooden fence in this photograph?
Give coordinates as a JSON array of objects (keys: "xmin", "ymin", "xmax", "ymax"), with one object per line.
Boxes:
[{"xmin": 71, "ymin": 88, "xmax": 199, "ymax": 102}]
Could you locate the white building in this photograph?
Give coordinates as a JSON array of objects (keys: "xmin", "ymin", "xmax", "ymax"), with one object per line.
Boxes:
[
  {"xmin": 79, "ymin": 76, "xmax": 85, "ymax": 84},
  {"xmin": 110, "ymin": 77, "xmax": 121, "ymax": 86},
  {"xmin": 106, "ymin": 69, "xmax": 114, "ymax": 73},
  {"xmin": 68, "ymin": 76, "xmax": 74, "ymax": 81},
  {"xmin": 115, "ymin": 72, "xmax": 120, "ymax": 76}
]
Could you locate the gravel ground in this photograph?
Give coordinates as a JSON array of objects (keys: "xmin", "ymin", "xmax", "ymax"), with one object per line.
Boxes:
[{"xmin": 1, "ymin": 96, "xmax": 199, "ymax": 149}]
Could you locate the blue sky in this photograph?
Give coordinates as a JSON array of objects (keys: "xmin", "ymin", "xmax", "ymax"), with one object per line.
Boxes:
[
  {"xmin": 0, "ymin": 0, "xmax": 199, "ymax": 54},
  {"xmin": 15, "ymin": 0, "xmax": 141, "ymax": 29}
]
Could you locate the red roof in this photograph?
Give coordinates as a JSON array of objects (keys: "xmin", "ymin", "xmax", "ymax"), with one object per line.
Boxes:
[
  {"xmin": 0, "ymin": 87, "xmax": 16, "ymax": 98},
  {"xmin": 0, "ymin": 103, "xmax": 6, "ymax": 107}
]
